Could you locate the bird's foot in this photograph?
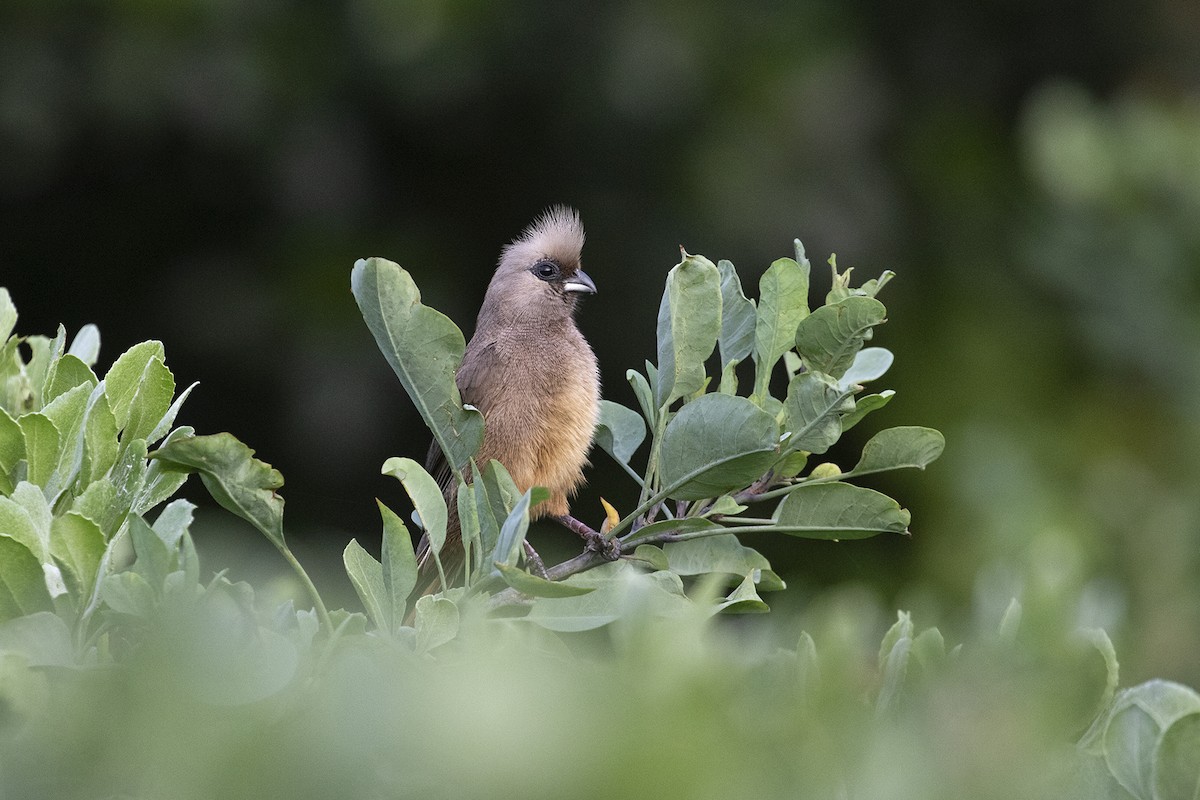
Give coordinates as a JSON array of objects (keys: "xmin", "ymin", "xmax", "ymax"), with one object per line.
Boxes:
[
  {"xmin": 523, "ymin": 541, "xmax": 549, "ymax": 579},
  {"xmin": 555, "ymin": 514, "xmax": 621, "ymax": 562}
]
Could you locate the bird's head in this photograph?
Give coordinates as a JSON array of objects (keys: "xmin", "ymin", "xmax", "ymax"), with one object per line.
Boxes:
[{"xmin": 485, "ymin": 206, "xmax": 596, "ymax": 320}]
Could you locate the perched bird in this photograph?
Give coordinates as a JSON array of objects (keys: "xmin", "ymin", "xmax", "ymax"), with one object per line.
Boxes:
[{"xmin": 416, "ymin": 206, "xmax": 600, "ymax": 586}]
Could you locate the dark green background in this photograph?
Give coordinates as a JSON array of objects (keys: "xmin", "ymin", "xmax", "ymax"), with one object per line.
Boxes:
[{"xmin": 4, "ymin": 1, "xmax": 1198, "ymax": 682}]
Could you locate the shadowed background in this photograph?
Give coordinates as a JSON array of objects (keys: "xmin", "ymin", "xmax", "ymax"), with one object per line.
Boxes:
[{"xmin": 3, "ymin": 0, "xmax": 1199, "ymax": 683}]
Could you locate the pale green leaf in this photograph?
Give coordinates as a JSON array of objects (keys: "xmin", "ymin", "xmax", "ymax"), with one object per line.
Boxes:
[
  {"xmin": 379, "ymin": 500, "xmax": 417, "ymax": 633},
  {"xmin": 595, "ymin": 399, "xmax": 646, "ymax": 465},
  {"xmin": 1154, "ymin": 712, "xmax": 1200, "ymax": 800},
  {"xmin": 0, "ymin": 611, "xmax": 73, "ymax": 666},
  {"xmin": 663, "ymin": 533, "xmax": 785, "ymax": 591},
  {"xmin": 492, "ymin": 489, "xmax": 533, "ymax": 571},
  {"xmin": 626, "ymin": 368, "xmax": 656, "ymax": 427},
  {"xmin": 351, "ymin": 258, "xmax": 484, "ymax": 476},
  {"xmin": 146, "ymin": 380, "xmax": 196, "ymax": 446},
  {"xmin": 151, "ymin": 498, "xmax": 196, "ymax": 549},
  {"xmin": 414, "ymin": 595, "xmax": 459, "ymax": 653},
  {"xmin": 847, "ymin": 426, "xmax": 945, "ymax": 477},
  {"xmin": 43, "ymin": 354, "xmax": 97, "ymax": 404},
  {"xmin": 0, "ymin": 288, "xmax": 15, "ymax": 344},
  {"xmin": 104, "ymin": 341, "xmax": 166, "ymax": 432},
  {"xmin": 67, "ymin": 323, "xmax": 101, "ymax": 366},
  {"xmin": 100, "ymin": 571, "xmax": 156, "ymax": 616},
  {"xmin": 128, "ymin": 513, "xmax": 171, "ymax": 586},
  {"xmin": 50, "ymin": 512, "xmax": 105, "ymax": 597},
  {"xmin": 629, "ymin": 544, "xmax": 669, "ymax": 571},
  {"xmin": 0, "ymin": 535, "xmax": 51, "ymax": 621},
  {"xmin": 658, "ymin": 393, "xmax": 778, "ymax": 501},
  {"xmin": 714, "ymin": 573, "xmax": 770, "ymax": 614},
  {"xmin": 839, "ymin": 390, "xmax": 895, "ymax": 433},
  {"xmin": 839, "ymin": 346, "xmax": 893, "ymax": 389},
  {"xmin": 343, "ymin": 538, "xmax": 387, "ymax": 631},
  {"xmin": 382, "ymin": 456, "xmax": 448, "ymax": 557},
  {"xmin": 494, "ymin": 562, "xmax": 596, "ymax": 598},
  {"xmin": 783, "ymin": 371, "xmax": 855, "ymax": 456},
  {"xmin": 151, "ymin": 433, "xmax": 285, "ymax": 548},
  {"xmin": 717, "ymin": 259, "xmax": 756, "ymax": 367},
  {"xmin": 794, "ymin": 296, "xmax": 887, "ymax": 379},
  {"xmin": 752, "ymin": 256, "xmax": 810, "ymax": 399},
  {"xmin": 0, "ymin": 482, "xmax": 51, "ymax": 562},
  {"xmin": 773, "ymin": 482, "xmax": 910, "ymax": 539},
  {"xmin": 655, "ymin": 251, "xmax": 721, "ymax": 407},
  {"xmin": 18, "ymin": 413, "xmax": 59, "ymax": 487},
  {"xmin": 0, "ymin": 406, "xmax": 24, "ymax": 488}
]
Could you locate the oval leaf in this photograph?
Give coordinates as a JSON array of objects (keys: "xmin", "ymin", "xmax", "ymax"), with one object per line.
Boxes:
[
  {"xmin": 658, "ymin": 393, "xmax": 778, "ymax": 501},
  {"xmin": 1153, "ymin": 711, "xmax": 1200, "ymax": 800},
  {"xmin": 753, "ymin": 257, "xmax": 810, "ymax": 398},
  {"xmin": 848, "ymin": 426, "xmax": 945, "ymax": 477},
  {"xmin": 151, "ymin": 433, "xmax": 285, "ymax": 548},
  {"xmin": 794, "ymin": 296, "xmax": 887, "ymax": 379},
  {"xmin": 379, "ymin": 500, "xmax": 417, "ymax": 631},
  {"xmin": 655, "ymin": 252, "xmax": 721, "ymax": 407},
  {"xmin": 494, "ymin": 562, "xmax": 596, "ymax": 598},
  {"xmin": 351, "ymin": 258, "xmax": 484, "ymax": 476},
  {"xmin": 594, "ymin": 399, "xmax": 646, "ymax": 465},
  {"xmin": 717, "ymin": 259, "xmax": 756, "ymax": 367},
  {"xmin": 783, "ymin": 371, "xmax": 855, "ymax": 456},
  {"xmin": 343, "ymin": 538, "xmax": 387, "ymax": 632},
  {"xmin": 773, "ymin": 482, "xmax": 910, "ymax": 539},
  {"xmin": 382, "ymin": 456, "xmax": 448, "ymax": 556}
]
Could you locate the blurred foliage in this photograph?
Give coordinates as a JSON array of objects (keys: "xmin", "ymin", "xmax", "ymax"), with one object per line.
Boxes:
[{"xmin": 1, "ymin": 0, "xmax": 1199, "ymax": 693}]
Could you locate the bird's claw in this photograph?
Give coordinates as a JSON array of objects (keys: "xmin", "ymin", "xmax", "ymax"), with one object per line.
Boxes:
[{"xmin": 584, "ymin": 531, "xmax": 621, "ymax": 561}]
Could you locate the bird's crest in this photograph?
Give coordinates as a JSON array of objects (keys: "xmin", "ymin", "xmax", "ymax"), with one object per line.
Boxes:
[{"xmin": 499, "ymin": 205, "xmax": 585, "ymax": 272}]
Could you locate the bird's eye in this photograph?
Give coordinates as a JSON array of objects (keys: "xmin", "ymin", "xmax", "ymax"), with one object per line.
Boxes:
[{"xmin": 531, "ymin": 260, "xmax": 560, "ymax": 281}]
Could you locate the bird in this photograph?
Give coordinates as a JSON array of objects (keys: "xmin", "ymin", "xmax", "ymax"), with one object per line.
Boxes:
[{"xmin": 416, "ymin": 206, "xmax": 600, "ymax": 589}]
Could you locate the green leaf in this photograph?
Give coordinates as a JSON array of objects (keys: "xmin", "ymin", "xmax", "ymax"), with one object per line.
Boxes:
[
  {"xmin": 120, "ymin": 354, "xmax": 174, "ymax": 446},
  {"xmin": 0, "ymin": 611, "xmax": 74, "ymax": 666},
  {"xmin": 794, "ymin": 296, "xmax": 887, "ymax": 379},
  {"xmin": 1154, "ymin": 712, "xmax": 1200, "ymax": 800},
  {"xmin": 145, "ymin": 381, "xmax": 196, "ymax": 446},
  {"xmin": 0, "ymin": 406, "xmax": 24, "ymax": 492},
  {"xmin": 414, "ymin": 595, "xmax": 459, "ymax": 653},
  {"xmin": 43, "ymin": 354, "xmax": 97, "ymax": 404},
  {"xmin": 100, "ymin": 571, "xmax": 157, "ymax": 616},
  {"xmin": 0, "ymin": 483, "xmax": 51, "ymax": 562},
  {"xmin": 783, "ymin": 371, "xmax": 854, "ymax": 456},
  {"xmin": 477, "ymin": 459, "xmax": 523, "ymax": 557},
  {"xmin": 879, "ymin": 611, "xmax": 915, "ymax": 669},
  {"xmin": 630, "ymin": 544, "xmax": 669, "ymax": 570},
  {"xmin": 456, "ymin": 480, "xmax": 480, "ymax": 580},
  {"xmin": 128, "ymin": 513, "xmax": 171, "ymax": 587},
  {"xmin": 41, "ymin": 382, "xmax": 90, "ymax": 500},
  {"xmin": 343, "ymin": 538, "xmax": 387, "ymax": 631},
  {"xmin": 0, "ymin": 614, "xmax": 73, "ymax": 671},
  {"xmin": 714, "ymin": 573, "xmax": 770, "ymax": 614},
  {"xmin": 847, "ymin": 427, "xmax": 945, "ymax": 477},
  {"xmin": 1104, "ymin": 703, "xmax": 1159, "ymax": 800},
  {"xmin": 151, "ymin": 433, "xmax": 285, "ymax": 548},
  {"xmin": 70, "ymin": 478, "xmax": 118, "ymax": 539},
  {"xmin": 67, "ymin": 323, "xmax": 101, "ymax": 366},
  {"xmin": 658, "ymin": 393, "xmax": 779, "ymax": 501},
  {"xmin": 0, "ymin": 288, "xmax": 15, "ymax": 344},
  {"xmin": 655, "ymin": 251, "xmax": 721, "ymax": 407},
  {"xmin": 839, "ymin": 390, "xmax": 895, "ymax": 433},
  {"xmin": 151, "ymin": 498, "xmax": 196, "ymax": 550},
  {"xmin": 351, "ymin": 258, "xmax": 484, "ymax": 476},
  {"xmin": 663, "ymin": 533, "xmax": 785, "ymax": 590},
  {"xmin": 382, "ymin": 456, "xmax": 448, "ymax": 558},
  {"xmin": 27, "ymin": 327, "xmax": 65, "ymax": 408},
  {"xmin": 526, "ymin": 562, "xmax": 688, "ymax": 632},
  {"xmin": 839, "ymin": 347, "xmax": 893, "ymax": 389},
  {"xmin": 104, "ymin": 341, "xmax": 166, "ymax": 433},
  {"xmin": 876, "ymin": 628, "xmax": 912, "ymax": 716},
  {"xmin": 50, "ymin": 512, "xmax": 105, "ymax": 597},
  {"xmin": 492, "ymin": 489, "xmax": 533, "ymax": 571},
  {"xmin": 379, "ymin": 500, "xmax": 417, "ymax": 633},
  {"xmin": 626, "ymin": 369, "xmax": 656, "ymax": 427},
  {"xmin": 752, "ymin": 257, "xmax": 810, "ymax": 399},
  {"xmin": 0, "ymin": 536, "xmax": 52, "ymax": 620},
  {"xmin": 18, "ymin": 413, "xmax": 60, "ymax": 487},
  {"xmin": 133, "ymin": 425, "xmax": 193, "ymax": 516},
  {"xmin": 595, "ymin": 400, "xmax": 646, "ymax": 465},
  {"xmin": 494, "ymin": 562, "xmax": 596, "ymax": 598},
  {"xmin": 82, "ymin": 386, "xmax": 119, "ymax": 486},
  {"xmin": 716, "ymin": 259, "xmax": 756, "ymax": 367},
  {"xmin": 773, "ymin": 482, "xmax": 910, "ymax": 539}
]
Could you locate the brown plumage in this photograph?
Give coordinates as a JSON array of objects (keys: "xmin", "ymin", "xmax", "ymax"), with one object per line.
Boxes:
[{"xmin": 417, "ymin": 206, "xmax": 600, "ymax": 584}]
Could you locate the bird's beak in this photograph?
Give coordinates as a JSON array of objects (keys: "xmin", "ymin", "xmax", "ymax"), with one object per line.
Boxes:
[{"xmin": 563, "ymin": 269, "xmax": 597, "ymax": 295}]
